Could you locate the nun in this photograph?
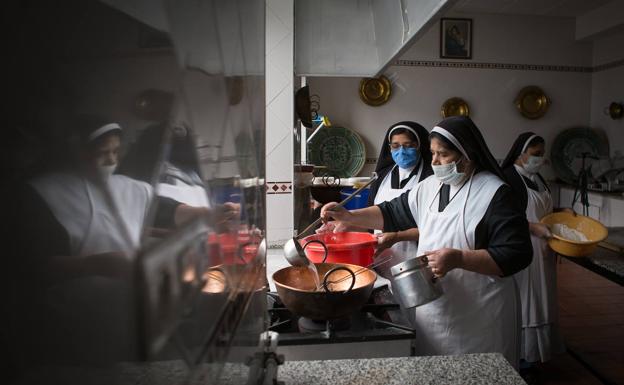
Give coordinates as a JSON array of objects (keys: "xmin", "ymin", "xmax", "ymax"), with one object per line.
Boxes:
[
  {"xmin": 16, "ymin": 115, "xmax": 238, "ymax": 366},
  {"xmin": 501, "ymin": 133, "xmax": 566, "ymax": 366},
  {"xmin": 321, "ymin": 116, "xmax": 532, "ymax": 367},
  {"xmin": 367, "ymin": 121, "xmax": 432, "ymax": 274}
]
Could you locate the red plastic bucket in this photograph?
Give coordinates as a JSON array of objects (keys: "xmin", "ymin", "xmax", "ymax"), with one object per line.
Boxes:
[{"xmin": 300, "ymin": 232, "xmax": 378, "ymax": 266}]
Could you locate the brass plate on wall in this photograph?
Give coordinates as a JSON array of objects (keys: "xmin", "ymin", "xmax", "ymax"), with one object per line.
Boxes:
[
  {"xmin": 359, "ymin": 75, "xmax": 392, "ymax": 106},
  {"xmin": 441, "ymin": 97, "xmax": 470, "ymax": 118},
  {"xmin": 515, "ymin": 86, "xmax": 550, "ymax": 119}
]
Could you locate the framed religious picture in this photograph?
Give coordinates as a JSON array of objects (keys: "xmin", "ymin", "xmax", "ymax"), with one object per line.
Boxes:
[{"xmin": 440, "ymin": 18, "xmax": 472, "ymax": 59}]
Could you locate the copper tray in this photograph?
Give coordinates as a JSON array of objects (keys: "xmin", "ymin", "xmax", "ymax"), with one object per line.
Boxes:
[
  {"xmin": 441, "ymin": 97, "xmax": 470, "ymax": 118},
  {"xmin": 515, "ymin": 86, "xmax": 550, "ymax": 119},
  {"xmin": 359, "ymin": 75, "xmax": 392, "ymax": 106}
]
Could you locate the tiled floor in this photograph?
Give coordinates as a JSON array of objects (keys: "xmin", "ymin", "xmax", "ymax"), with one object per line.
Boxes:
[{"xmin": 538, "ymin": 256, "xmax": 624, "ymax": 385}]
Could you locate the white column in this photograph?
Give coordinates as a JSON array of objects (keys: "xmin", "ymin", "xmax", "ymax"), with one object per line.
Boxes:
[{"xmin": 265, "ymin": 0, "xmax": 295, "ymax": 247}]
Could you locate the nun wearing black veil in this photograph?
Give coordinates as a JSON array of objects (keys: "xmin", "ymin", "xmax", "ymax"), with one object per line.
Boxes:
[
  {"xmin": 502, "ymin": 133, "xmax": 565, "ymax": 365},
  {"xmin": 320, "ymin": 116, "xmax": 532, "ymax": 368},
  {"xmin": 365, "ymin": 121, "xmax": 432, "ymax": 270}
]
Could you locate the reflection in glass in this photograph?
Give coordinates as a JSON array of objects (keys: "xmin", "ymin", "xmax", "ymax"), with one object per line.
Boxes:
[{"xmin": 8, "ymin": 0, "xmax": 265, "ymax": 384}]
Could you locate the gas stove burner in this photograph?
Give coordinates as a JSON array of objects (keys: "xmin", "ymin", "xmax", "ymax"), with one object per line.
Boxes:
[{"xmin": 298, "ymin": 316, "xmax": 350, "ymax": 333}]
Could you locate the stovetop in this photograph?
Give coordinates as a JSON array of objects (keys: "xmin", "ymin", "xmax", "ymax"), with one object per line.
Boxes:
[{"xmin": 267, "ymin": 287, "xmax": 415, "ymax": 346}]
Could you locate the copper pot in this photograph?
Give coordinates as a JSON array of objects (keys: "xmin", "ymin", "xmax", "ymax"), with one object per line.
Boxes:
[{"xmin": 272, "ymin": 263, "xmax": 376, "ymax": 320}]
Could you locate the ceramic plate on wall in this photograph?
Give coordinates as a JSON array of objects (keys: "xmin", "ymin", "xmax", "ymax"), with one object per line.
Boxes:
[
  {"xmin": 515, "ymin": 86, "xmax": 550, "ymax": 119},
  {"xmin": 551, "ymin": 127, "xmax": 609, "ymax": 184},
  {"xmin": 441, "ymin": 97, "xmax": 470, "ymax": 118},
  {"xmin": 359, "ymin": 76, "xmax": 392, "ymax": 106},
  {"xmin": 307, "ymin": 126, "xmax": 366, "ymax": 178}
]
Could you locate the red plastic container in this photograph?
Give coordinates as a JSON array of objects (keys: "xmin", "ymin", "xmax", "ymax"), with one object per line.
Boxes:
[{"xmin": 299, "ymin": 232, "xmax": 378, "ymax": 266}]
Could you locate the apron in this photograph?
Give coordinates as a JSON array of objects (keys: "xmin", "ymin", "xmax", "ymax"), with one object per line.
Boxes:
[
  {"xmin": 413, "ymin": 172, "xmax": 520, "ymax": 368},
  {"xmin": 30, "ymin": 172, "xmax": 152, "ymax": 364},
  {"xmin": 513, "ymin": 168, "xmax": 564, "ymax": 362},
  {"xmin": 373, "ymin": 163, "xmax": 422, "ymax": 280},
  {"xmin": 31, "ymin": 173, "xmax": 152, "ymax": 256}
]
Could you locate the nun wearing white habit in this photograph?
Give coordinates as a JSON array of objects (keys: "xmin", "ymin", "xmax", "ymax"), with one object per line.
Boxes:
[
  {"xmin": 18, "ymin": 115, "xmax": 237, "ymax": 365},
  {"xmin": 502, "ymin": 133, "xmax": 566, "ymax": 364},
  {"xmin": 321, "ymin": 116, "xmax": 532, "ymax": 368}
]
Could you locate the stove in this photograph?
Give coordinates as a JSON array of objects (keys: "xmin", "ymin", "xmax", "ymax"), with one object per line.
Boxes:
[{"xmin": 266, "ymin": 287, "xmax": 416, "ymax": 360}]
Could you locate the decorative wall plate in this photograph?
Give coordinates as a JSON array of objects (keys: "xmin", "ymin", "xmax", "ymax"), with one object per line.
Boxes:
[
  {"xmin": 515, "ymin": 86, "xmax": 550, "ymax": 119},
  {"xmin": 441, "ymin": 97, "xmax": 470, "ymax": 118},
  {"xmin": 307, "ymin": 126, "xmax": 366, "ymax": 178},
  {"xmin": 359, "ymin": 75, "xmax": 392, "ymax": 106},
  {"xmin": 551, "ymin": 127, "xmax": 610, "ymax": 184}
]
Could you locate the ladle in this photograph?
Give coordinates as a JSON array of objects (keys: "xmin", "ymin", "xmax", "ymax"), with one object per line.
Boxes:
[{"xmin": 283, "ymin": 173, "xmax": 378, "ymax": 267}]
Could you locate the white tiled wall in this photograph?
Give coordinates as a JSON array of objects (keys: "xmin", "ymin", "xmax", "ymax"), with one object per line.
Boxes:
[{"xmin": 266, "ymin": 0, "xmax": 294, "ymax": 246}]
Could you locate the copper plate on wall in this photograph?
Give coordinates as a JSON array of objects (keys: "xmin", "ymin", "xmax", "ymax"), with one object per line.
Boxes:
[
  {"xmin": 515, "ymin": 86, "xmax": 550, "ymax": 119},
  {"xmin": 359, "ymin": 75, "xmax": 392, "ymax": 106},
  {"xmin": 441, "ymin": 97, "xmax": 470, "ymax": 118}
]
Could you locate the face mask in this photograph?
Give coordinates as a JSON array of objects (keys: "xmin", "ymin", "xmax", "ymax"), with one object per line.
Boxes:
[
  {"xmin": 523, "ymin": 155, "xmax": 544, "ymax": 174},
  {"xmin": 432, "ymin": 159, "xmax": 466, "ymax": 186},
  {"xmin": 96, "ymin": 164, "xmax": 117, "ymax": 180},
  {"xmin": 391, "ymin": 147, "xmax": 420, "ymax": 169}
]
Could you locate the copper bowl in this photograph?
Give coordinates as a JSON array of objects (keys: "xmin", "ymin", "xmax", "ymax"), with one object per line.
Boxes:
[{"xmin": 272, "ymin": 263, "xmax": 376, "ymax": 320}]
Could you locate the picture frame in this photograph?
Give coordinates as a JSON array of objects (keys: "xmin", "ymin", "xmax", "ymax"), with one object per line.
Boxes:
[{"xmin": 440, "ymin": 18, "xmax": 472, "ymax": 59}]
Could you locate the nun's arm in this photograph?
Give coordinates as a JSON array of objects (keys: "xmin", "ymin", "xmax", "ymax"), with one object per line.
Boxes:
[
  {"xmin": 474, "ymin": 184, "xmax": 533, "ymax": 276},
  {"xmin": 377, "ymin": 190, "xmax": 418, "ymax": 232}
]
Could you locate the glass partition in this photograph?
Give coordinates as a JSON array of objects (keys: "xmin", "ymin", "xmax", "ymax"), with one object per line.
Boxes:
[{"xmin": 6, "ymin": 1, "xmax": 265, "ymax": 384}]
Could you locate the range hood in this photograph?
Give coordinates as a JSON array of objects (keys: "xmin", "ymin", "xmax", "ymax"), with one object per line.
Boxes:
[{"xmin": 295, "ymin": 0, "xmax": 455, "ymax": 77}]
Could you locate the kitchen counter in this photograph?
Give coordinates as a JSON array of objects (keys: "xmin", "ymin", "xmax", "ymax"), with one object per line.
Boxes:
[{"xmin": 219, "ymin": 353, "xmax": 525, "ymax": 385}]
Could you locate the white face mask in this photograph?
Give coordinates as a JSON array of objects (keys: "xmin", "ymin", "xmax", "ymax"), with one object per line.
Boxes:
[
  {"xmin": 96, "ymin": 164, "xmax": 117, "ymax": 180},
  {"xmin": 523, "ymin": 155, "xmax": 544, "ymax": 174},
  {"xmin": 432, "ymin": 159, "xmax": 466, "ymax": 186}
]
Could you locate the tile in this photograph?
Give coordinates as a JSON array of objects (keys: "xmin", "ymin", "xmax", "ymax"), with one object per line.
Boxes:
[
  {"xmin": 266, "ymin": 106, "xmax": 291, "ymax": 155},
  {"xmin": 266, "ymin": 59, "xmax": 290, "ymax": 105},
  {"xmin": 266, "ymin": 134, "xmax": 294, "ymax": 182},
  {"xmin": 269, "ymin": 32, "xmax": 294, "ymax": 78},
  {"xmin": 268, "ymin": 82, "xmax": 294, "ymax": 129},
  {"xmin": 265, "ymin": 5, "xmax": 289, "ymax": 53},
  {"xmin": 267, "ymin": 0, "xmax": 293, "ymax": 31}
]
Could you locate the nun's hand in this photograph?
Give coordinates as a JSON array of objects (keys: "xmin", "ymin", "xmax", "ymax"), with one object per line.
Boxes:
[
  {"xmin": 560, "ymin": 207, "xmax": 577, "ymax": 216},
  {"xmin": 315, "ymin": 221, "xmax": 350, "ymax": 234},
  {"xmin": 530, "ymin": 223, "xmax": 552, "ymax": 239},
  {"xmin": 373, "ymin": 232, "xmax": 398, "ymax": 258},
  {"xmin": 320, "ymin": 202, "xmax": 351, "ymax": 224},
  {"xmin": 423, "ymin": 248, "xmax": 463, "ymax": 278}
]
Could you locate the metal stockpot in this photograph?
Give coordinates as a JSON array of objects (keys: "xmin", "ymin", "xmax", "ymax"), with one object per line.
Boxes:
[{"xmin": 390, "ymin": 256, "xmax": 442, "ymax": 308}]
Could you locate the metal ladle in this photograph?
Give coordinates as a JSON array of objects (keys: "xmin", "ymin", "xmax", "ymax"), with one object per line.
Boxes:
[{"xmin": 283, "ymin": 173, "xmax": 378, "ymax": 267}]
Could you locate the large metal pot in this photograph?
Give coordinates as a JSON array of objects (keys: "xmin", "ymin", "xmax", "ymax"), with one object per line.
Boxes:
[
  {"xmin": 390, "ymin": 256, "xmax": 442, "ymax": 308},
  {"xmin": 272, "ymin": 263, "xmax": 376, "ymax": 320}
]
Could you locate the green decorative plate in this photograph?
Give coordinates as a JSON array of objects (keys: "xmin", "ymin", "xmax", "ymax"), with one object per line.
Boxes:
[
  {"xmin": 307, "ymin": 126, "xmax": 366, "ymax": 178},
  {"xmin": 551, "ymin": 127, "xmax": 609, "ymax": 184}
]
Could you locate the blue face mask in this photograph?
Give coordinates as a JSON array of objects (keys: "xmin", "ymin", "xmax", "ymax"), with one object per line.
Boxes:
[{"xmin": 391, "ymin": 147, "xmax": 420, "ymax": 169}]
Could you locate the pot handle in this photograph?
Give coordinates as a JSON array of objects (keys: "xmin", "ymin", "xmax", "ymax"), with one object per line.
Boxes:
[
  {"xmin": 420, "ymin": 255, "xmax": 438, "ymax": 284},
  {"xmin": 302, "ymin": 239, "xmax": 328, "ymax": 263},
  {"xmin": 322, "ymin": 266, "xmax": 356, "ymax": 294}
]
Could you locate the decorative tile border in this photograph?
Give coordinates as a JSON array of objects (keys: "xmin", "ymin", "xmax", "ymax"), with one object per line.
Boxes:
[
  {"xmin": 266, "ymin": 181, "xmax": 292, "ymax": 194},
  {"xmin": 593, "ymin": 58, "xmax": 624, "ymax": 73},
  {"xmin": 394, "ymin": 59, "xmax": 592, "ymax": 73}
]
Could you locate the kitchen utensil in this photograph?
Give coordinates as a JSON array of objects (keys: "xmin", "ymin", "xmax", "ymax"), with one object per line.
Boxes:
[
  {"xmin": 315, "ymin": 253, "xmax": 393, "ymax": 291},
  {"xmin": 514, "ymin": 86, "xmax": 550, "ymax": 119},
  {"xmin": 390, "ymin": 255, "xmax": 442, "ymax": 308},
  {"xmin": 301, "ymin": 232, "xmax": 378, "ymax": 266},
  {"xmin": 540, "ymin": 212, "xmax": 608, "ymax": 257},
  {"xmin": 295, "ymin": 86, "xmax": 313, "ymax": 128},
  {"xmin": 441, "ymin": 97, "xmax": 470, "ymax": 118},
  {"xmin": 307, "ymin": 126, "xmax": 366, "ymax": 178},
  {"xmin": 283, "ymin": 174, "xmax": 378, "ymax": 267},
  {"xmin": 272, "ymin": 262, "xmax": 376, "ymax": 320}
]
